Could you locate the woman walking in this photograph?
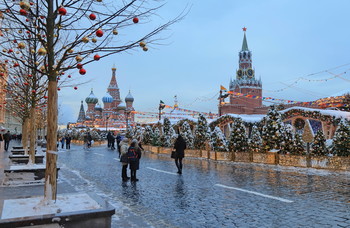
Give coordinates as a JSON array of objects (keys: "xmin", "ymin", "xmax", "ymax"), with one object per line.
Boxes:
[
  {"xmin": 128, "ymin": 139, "xmax": 142, "ymax": 182},
  {"xmin": 174, "ymin": 134, "xmax": 186, "ymax": 174},
  {"xmin": 119, "ymin": 138, "xmax": 130, "ymax": 181}
]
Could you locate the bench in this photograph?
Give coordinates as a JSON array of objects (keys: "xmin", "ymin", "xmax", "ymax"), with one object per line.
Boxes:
[
  {"xmin": 11, "ymin": 149, "xmax": 37, "ymax": 155},
  {"xmin": 4, "ymin": 165, "xmax": 60, "ymax": 180},
  {"xmin": 9, "ymin": 154, "xmax": 44, "ymax": 164}
]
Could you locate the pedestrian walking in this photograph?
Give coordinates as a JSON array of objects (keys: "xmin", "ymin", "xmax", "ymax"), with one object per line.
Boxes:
[
  {"xmin": 4, "ymin": 131, "xmax": 11, "ymax": 151},
  {"xmin": 116, "ymin": 134, "xmax": 122, "ymax": 157},
  {"xmin": 173, "ymin": 134, "xmax": 186, "ymax": 174},
  {"xmin": 110, "ymin": 133, "xmax": 115, "ymax": 150},
  {"xmin": 119, "ymin": 138, "xmax": 130, "ymax": 182},
  {"xmin": 65, "ymin": 135, "xmax": 71, "ymax": 149},
  {"xmin": 60, "ymin": 137, "xmax": 65, "ymax": 149},
  {"xmin": 128, "ymin": 139, "xmax": 142, "ymax": 182},
  {"xmin": 107, "ymin": 132, "xmax": 112, "ymax": 148},
  {"xmin": 87, "ymin": 132, "xmax": 92, "ymax": 148}
]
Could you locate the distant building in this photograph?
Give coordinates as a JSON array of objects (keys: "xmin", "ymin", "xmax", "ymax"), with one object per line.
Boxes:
[{"xmin": 73, "ymin": 67, "xmax": 135, "ymax": 130}]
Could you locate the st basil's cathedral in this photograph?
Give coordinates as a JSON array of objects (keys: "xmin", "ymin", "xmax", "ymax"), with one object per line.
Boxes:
[{"xmin": 74, "ymin": 67, "xmax": 135, "ymax": 130}]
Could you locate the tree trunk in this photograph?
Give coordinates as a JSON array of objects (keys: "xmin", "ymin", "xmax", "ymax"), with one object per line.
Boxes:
[
  {"xmin": 28, "ymin": 107, "xmax": 37, "ymax": 164},
  {"xmin": 44, "ymin": 81, "xmax": 58, "ymax": 201},
  {"xmin": 22, "ymin": 118, "xmax": 29, "ymax": 155}
]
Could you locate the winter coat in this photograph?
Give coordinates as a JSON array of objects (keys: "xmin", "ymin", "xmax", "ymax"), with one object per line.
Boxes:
[
  {"xmin": 3, "ymin": 132, "xmax": 10, "ymax": 141},
  {"xmin": 119, "ymin": 140, "xmax": 129, "ymax": 165},
  {"xmin": 174, "ymin": 136, "xmax": 186, "ymax": 159},
  {"xmin": 128, "ymin": 146, "xmax": 142, "ymax": 170}
]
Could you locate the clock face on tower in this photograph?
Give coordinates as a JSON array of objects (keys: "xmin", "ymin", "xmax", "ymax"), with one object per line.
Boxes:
[
  {"xmin": 237, "ymin": 69, "xmax": 243, "ymax": 79},
  {"xmin": 247, "ymin": 68, "xmax": 254, "ymax": 78}
]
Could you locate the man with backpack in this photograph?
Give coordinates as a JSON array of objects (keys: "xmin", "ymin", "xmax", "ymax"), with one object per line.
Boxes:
[{"xmin": 127, "ymin": 139, "xmax": 142, "ymax": 182}]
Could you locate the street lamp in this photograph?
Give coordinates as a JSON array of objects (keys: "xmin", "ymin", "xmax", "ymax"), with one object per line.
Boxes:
[
  {"xmin": 105, "ymin": 116, "xmax": 110, "ymax": 132},
  {"xmin": 159, "ymin": 100, "xmax": 165, "ymax": 120},
  {"xmin": 125, "ymin": 108, "xmax": 131, "ymax": 129}
]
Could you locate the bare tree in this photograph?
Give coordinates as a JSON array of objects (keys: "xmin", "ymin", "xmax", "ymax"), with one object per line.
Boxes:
[{"xmin": 0, "ymin": 0, "xmax": 185, "ymax": 200}]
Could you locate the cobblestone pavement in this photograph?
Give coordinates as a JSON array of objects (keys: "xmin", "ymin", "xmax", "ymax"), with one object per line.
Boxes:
[{"xmin": 56, "ymin": 144, "xmax": 350, "ymax": 228}]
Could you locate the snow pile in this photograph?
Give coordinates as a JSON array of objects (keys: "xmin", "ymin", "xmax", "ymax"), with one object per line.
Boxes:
[{"xmin": 1, "ymin": 193, "xmax": 101, "ymax": 219}]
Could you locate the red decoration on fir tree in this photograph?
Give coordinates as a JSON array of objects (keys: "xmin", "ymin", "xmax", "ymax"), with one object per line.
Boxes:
[
  {"xmin": 94, "ymin": 54, "xmax": 100, "ymax": 61},
  {"xmin": 79, "ymin": 68, "xmax": 86, "ymax": 75},
  {"xmin": 77, "ymin": 63, "xmax": 83, "ymax": 69},
  {"xmin": 32, "ymin": 90, "xmax": 36, "ymax": 93},
  {"xmin": 96, "ymin": 29, "xmax": 103, "ymax": 37},
  {"xmin": 44, "ymin": 96, "xmax": 48, "ymax": 99},
  {"xmin": 13, "ymin": 63, "xmax": 19, "ymax": 67},
  {"xmin": 58, "ymin": 7, "xmax": 67, "ymax": 16},
  {"xmin": 133, "ymin": 17, "xmax": 139, "ymax": 23},
  {"xmin": 89, "ymin": 13, "xmax": 96, "ymax": 20}
]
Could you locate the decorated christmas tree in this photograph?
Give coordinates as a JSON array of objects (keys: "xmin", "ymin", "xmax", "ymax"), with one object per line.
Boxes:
[
  {"xmin": 261, "ymin": 106, "xmax": 285, "ymax": 152},
  {"xmin": 181, "ymin": 121, "xmax": 194, "ymax": 149},
  {"xmin": 125, "ymin": 126, "xmax": 134, "ymax": 139},
  {"xmin": 228, "ymin": 118, "xmax": 248, "ymax": 152},
  {"xmin": 143, "ymin": 125, "xmax": 153, "ymax": 145},
  {"xmin": 210, "ymin": 126, "xmax": 228, "ymax": 151},
  {"xmin": 194, "ymin": 114, "xmax": 209, "ymax": 150},
  {"xmin": 152, "ymin": 127, "xmax": 161, "ymax": 146},
  {"xmin": 332, "ymin": 120, "xmax": 350, "ymax": 156},
  {"xmin": 249, "ymin": 125, "xmax": 262, "ymax": 153},
  {"xmin": 161, "ymin": 118, "xmax": 172, "ymax": 147},
  {"xmin": 291, "ymin": 133, "xmax": 305, "ymax": 155},
  {"xmin": 281, "ymin": 124, "xmax": 295, "ymax": 154},
  {"xmin": 311, "ymin": 130, "xmax": 328, "ymax": 156},
  {"xmin": 133, "ymin": 125, "xmax": 143, "ymax": 141}
]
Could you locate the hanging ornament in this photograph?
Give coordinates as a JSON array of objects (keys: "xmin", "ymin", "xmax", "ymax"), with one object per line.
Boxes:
[
  {"xmin": 58, "ymin": 7, "xmax": 67, "ymax": 16},
  {"xmin": 19, "ymin": 9, "xmax": 27, "ymax": 16},
  {"xmin": 8, "ymin": 49, "xmax": 13, "ymax": 53},
  {"xmin": 133, "ymin": 17, "xmax": 139, "ymax": 23},
  {"xmin": 20, "ymin": 1, "xmax": 31, "ymax": 10},
  {"xmin": 18, "ymin": 42, "xmax": 26, "ymax": 49},
  {"xmin": 77, "ymin": 63, "xmax": 83, "ymax": 69},
  {"xmin": 68, "ymin": 75, "xmax": 71, "ymax": 78},
  {"xmin": 75, "ymin": 55, "xmax": 83, "ymax": 62},
  {"xmin": 92, "ymin": 38, "xmax": 97, "ymax": 43},
  {"xmin": 79, "ymin": 68, "xmax": 86, "ymax": 75},
  {"xmin": 143, "ymin": 46, "xmax": 148, "ymax": 52},
  {"xmin": 74, "ymin": 86, "xmax": 78, "ymax": 90},
  {"xmin": 68, "ymin": 49, "xmax": 74, "ymax": 54},
  {"xmin": 82, "ymin": 36, "xmax": 89, "ymax": 43},
  {"xmin": 14, "ymin": 63, "xmax": 19, "ymax": 67},
  {"xmin": 112, "ymin": 29, "xmax": 118, "ymax": 35},
  {"xmin": 96, "ymin": 29, "xmax": 103, "ymax": 37},
  {"xmin": 57, "ymin": 88, "xmax": 61, "ymax": 91},
  {"xmin": 139, "ymin": 41, "xmax": 146, "ymax": 47},
  {"xmin": 38, "ymin": 47, "xmax": 47, "ymax": 55},
  {"xmin": 32, "ymin": 90, "xmax": 36, "ymax": 93},
  {"xmin": 44, "ymin": 96, "xmax": 48, "ymax": 99},
  {"xmin": 89, "ymin": 13, "xmax": 96, "ymax": 20},
  {"xmin": 96, "ymin": 0, "xmax": 102, "ymax": 2},
  {"xmin": 94, "ymin": 54, "xmax": 100, "ymax": 61}
]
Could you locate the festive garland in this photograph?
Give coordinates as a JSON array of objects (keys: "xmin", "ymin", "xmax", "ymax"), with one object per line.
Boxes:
[{"xmin": 281, "ymin": 109, "xmax": 342, "ymax": 125}]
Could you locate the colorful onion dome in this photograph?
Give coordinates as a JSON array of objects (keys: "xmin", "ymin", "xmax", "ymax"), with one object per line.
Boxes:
[
  {"xmin": 125, "ymin": 90, "xmax": 134, "ymax": 102},
  {"xmin": 85, "ymin": 89, "xmax": 98, "ymax": 104},
  {"xmin": 102, "ymin": 92, "xmax": 113, "ymax": 103},
  {"xmin": 94, "ymin": 103, "xmax": 102, "ymax": 111}
]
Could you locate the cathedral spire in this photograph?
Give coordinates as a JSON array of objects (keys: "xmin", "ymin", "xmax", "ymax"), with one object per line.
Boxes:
[
  {"xmin": 77, "ymin": 100, "xmax": 86, "ymax": 123},
  {"xmin": 241, "ymin": 27, "xmax": 249, "ymax": 51},
  {"xmin": 108, "ymin": 67, "xmax": 119, "ymax": 89}
]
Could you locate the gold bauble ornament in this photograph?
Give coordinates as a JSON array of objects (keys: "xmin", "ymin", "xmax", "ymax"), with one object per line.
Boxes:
[
  {"xmin": 91, "ymin": 38, "xmax": 97, "ymax": 43},
  {"xmin": 68, "ymin": 49, "xmax": 74, "ymax": 54},
  {"xmin": 38, "ymin": 47, "xmax": 47, "ymax": 55},
  {"xmin": 75, "ymin": 55, "xmax": 83, "ymax": 62},
  {"xmin": 35, "ymin": 61, "xmax": 39, "ymax": 65},
  {"xmin": 16, "ymin": 51, "xmax": 20, "ymax": 54},
  {"xmin": 82, "ymin": 36, "xmax": 89, "ymax": 43},
  {"xmin": 20, "ymin": 1, "xmax": 30, "ymax": 10},
  {"xmin": 31, "ymin": 49, "xmax": 35, "ymax": 54},
  {"xmin": 142, "ymin": 46, "xmax": 148, "ymax": 52},
  {"xmin": 18, "ymin": 42, "xmax": 26, "ymax": 49},
  {"xmin": 139, "ymin": 41, "xmax": 146, "ymax": 47},
  {"xmin": 112, "ymin": 29, "xmax": 118, "ymax": 35},
  {"xmin": 2, "ymin": 49, "xmax": 6, "ymax": 53}
]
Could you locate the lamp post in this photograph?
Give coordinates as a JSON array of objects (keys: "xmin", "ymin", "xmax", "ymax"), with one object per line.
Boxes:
[
  {"xmin": 125, "ymin": 108, "xmax": 131, "ymax": 129},
  {"xmin": 105, "ymin": 116, "xmax": 110, "ymax": 132},
  {"xmin": 159, "ymin": 100, "xmax": 165, "ymax": 120}
]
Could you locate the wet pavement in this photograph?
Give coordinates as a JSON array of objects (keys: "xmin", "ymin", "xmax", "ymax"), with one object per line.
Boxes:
[{"xmin": 56, "ymin": 144, "xmax": 350, "ymax": 228}]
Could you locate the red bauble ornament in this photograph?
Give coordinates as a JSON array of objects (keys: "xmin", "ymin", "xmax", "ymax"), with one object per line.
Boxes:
[
  {"xmin": 32, "ymin": 90, "xmax": 36, "ymax": 93},
  {"xmin": 79, "ymin": 68, "xmax": 86, "ymax": 75},
  {"xmin": 89, "ymin": 13, "xmax": 96, "ymax": 20},
  {"xmin": 19, "ymin": 9, "xmax": 27, "ymax": 16},
  {"xmin": 57, "ymin": 77, "xmax": 60, "ymax": 80},
  {"xmin": 0, "ymin": 73, "xmax": 4, "ymax": 77},
  {"xmin": 96, "ymin": 29, "xmax": 103, "ymax": 37},
  {"xmin": 8, "ymin": 49, "xmax": 13, "ymax": 53},
  {"xmin": 58, "ymin": 7, "xmax": 67, "ymax": 16},
  {"xmin": 133, "ymin": 17, "xmax": 139, "ymax": 23},
  {"xmin": 68, "ymin": 75, "xmax": 71, "ymax": 78},
  {"xmin": 44, "ymin": 96, "xmax": 48, "ymax": 99},
  {"xmin": 13, "ymin": 63, "xmax": 19, "ymax": 67},
  {"xmin": 77, "ymin": 63, "xmax": 83, "ymax": 69},
  {"xmin": 74, "ymin": 86, "xmax": 78, "ymax": 90},
  {"xmin": 57, "ymin": 88, "xmax": 61, "ymax": 91},
  {"xmin": 94, "ymin": 54, "xmax": 100, "ymax": 61},
  {"xmin": 28, "ymin": 74, "xmax": 32, "ymax": 77}
]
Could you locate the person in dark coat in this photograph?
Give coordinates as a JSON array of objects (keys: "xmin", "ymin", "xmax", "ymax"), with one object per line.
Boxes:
[
  {"xmin": 107, "ymin": 132, "xmax": 112, "ymax": 148},
  {"xmin": 128, "ymin": 139, "xmax": 142, "ymax": 182},
  {"xmin": 116, "ymin": 134, "xmax": 122, "ymax": 157},
  {"xmin": 173, "ymin": 134, "xmax": 186, "ymax": 174},
  {"xmin": 110, "ymin": 132, "xmax": 115, "ymax": 150},
  {"xmin": 65, "ymin": 135, "xmax": 72, "ymax": 149},
  {"xmin": 3, "ymin": 131, "xmax": 11, "ymax": 151}
]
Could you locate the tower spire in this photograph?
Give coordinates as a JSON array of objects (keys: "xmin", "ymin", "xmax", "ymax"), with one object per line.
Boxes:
[
  {"xmin": 77, "ymin": 100, "xmax": 86, "ymax": 122},
  {"xmin": 241, "ymin": 27, "xmax": 249, "ymax": 51}
]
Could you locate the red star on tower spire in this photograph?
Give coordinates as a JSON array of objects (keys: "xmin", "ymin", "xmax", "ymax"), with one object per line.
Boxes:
[{"xmin": 242, "ymin": 27, "xmax": 247, "ymax": 32}]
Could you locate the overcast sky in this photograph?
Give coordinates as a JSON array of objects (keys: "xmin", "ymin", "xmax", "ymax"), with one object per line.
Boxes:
[{"xmin": 58, "ymin": 0, "xmax": 350, "ymax": 124}]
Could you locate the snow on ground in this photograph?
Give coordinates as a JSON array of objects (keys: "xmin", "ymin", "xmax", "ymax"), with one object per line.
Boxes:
[
  {"xmin": 7, "ymin": 164, "xmax": 46, "ymax": 170},
  {"xmin": 1, "ymin": 193, "xmax": 101, "ymax": 219}
]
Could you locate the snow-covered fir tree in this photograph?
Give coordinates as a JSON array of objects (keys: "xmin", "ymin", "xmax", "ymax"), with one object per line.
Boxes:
[
  {"xmin": 181, "ymin": 121, "xmax": 194, "ymax": 149},
  {"xmin": 194, "ymin": 114, "xmax": 209, "ymax": 150},
  {"xmin": 125, "ymin": 125, "xmax": 134, "ymax": 139},
  {"xmin": 133, "ymin": 125, "xmax": 143, "ymax": 141},
  {"xmin": 249, "ymin": 125, "xmax": 262, "ymax": 153},
  {"xmin": 161, "ymin": 118, "xmax": 173, "ymax": 147},
  {"xmin": 332, "ymin": 120, "xmax": 350, "ymax": 156},
  {"xmin": 281, "ymin": 124, "xmax": 295, "ymax": 154},
  {"xmin": 261, "ymin": 106, "xmax": 285, "ymax": 152},
  {"xmin": 228, "ymin": 118, "xmax": 248, "ymax": 152},
  {"xmin": 311, "ymin": 130, "xmax": 328, "ymax": 156},
  {"xmin": 142, "ymin": 125, "xmax": 153, "ymax": 145},
  {"xmin": 152, "ymin": 127, "xmax": 161, "ymax": 146},
  {"xmin": 291, "ymin": 133, "xmax": 305, "ymax": 155},
  {"xmin": 210, "ymin": 126, "xmax": 228, "ymax": 151}
]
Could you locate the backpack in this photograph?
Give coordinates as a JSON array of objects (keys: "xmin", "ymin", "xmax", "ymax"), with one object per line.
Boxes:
[{"xmin": 127, "ymin": 147, "xmax": 138, "ymax": 162}]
